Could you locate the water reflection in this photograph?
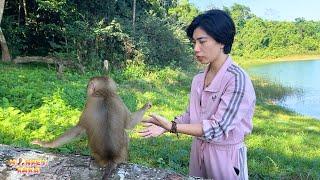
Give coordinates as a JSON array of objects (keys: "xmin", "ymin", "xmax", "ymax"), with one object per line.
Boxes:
[{"xmin": 248, "ymin": 60, "xmax": 320, "ymax": 120}]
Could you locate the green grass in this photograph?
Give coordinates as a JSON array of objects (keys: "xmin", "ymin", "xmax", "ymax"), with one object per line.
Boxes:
[
  {"xmin": 251, "ymin": 76, "xmax": 297, "ymax": 104},
  {"xmin": 0, "ymin": 61, "xmax": 319, "ymax": 178}
]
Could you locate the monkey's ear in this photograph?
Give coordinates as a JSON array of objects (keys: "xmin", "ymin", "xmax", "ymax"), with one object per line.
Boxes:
[{"xmin": 103, "ymin": 60, "xmax": 109, "ymax": 73}]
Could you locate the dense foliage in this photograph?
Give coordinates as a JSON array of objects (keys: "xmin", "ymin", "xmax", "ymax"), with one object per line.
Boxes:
[
  {"xmin": 224, "ymin": 4, "xmax": 320, "ymax": 60},
  {"xmin": 3, "ymin": 1, "xmax": 320, "ymax": 70},
  {"xmin": 2, "ymin": 0, "xmax": 197, "ymax": 70}
]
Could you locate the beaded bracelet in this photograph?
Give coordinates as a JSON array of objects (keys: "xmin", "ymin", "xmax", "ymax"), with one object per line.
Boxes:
[{"xmin": 169, "ymin": 121, "xmax": 179, "ymax": 138}]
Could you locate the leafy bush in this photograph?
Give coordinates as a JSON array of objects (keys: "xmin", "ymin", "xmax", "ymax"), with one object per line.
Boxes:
[
  {"xmin": 3, "ymin": 0, "xmax": 195, "ymax": 71},
  {"xmin": 133, "ymin": 14, "xmax": 193, "ymax": 68}
]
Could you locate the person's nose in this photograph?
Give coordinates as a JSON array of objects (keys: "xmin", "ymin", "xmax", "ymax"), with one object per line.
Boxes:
[{"xmin": 194, "ymin": 42, "xmax": 201, "ymax": 53}]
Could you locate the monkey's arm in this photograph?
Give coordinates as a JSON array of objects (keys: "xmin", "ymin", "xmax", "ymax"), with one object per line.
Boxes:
[
  {"xmin": 31, "ymin": 125, "xmax": 86, "ymax": 148},
  {"xmin": 126, "ymin": 102, "xmax": 152, "ymax": 129}
]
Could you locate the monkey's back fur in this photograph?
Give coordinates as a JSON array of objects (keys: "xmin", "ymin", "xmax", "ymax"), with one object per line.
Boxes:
[{"xmin": 79, "ymin": 92, "xmax": 130, "ymax": 166}]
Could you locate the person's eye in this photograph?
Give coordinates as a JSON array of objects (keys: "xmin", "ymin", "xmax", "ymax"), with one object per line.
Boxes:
[{"xmin": 199, "ymin": 40, "xmax": 206, "ymax": 44}]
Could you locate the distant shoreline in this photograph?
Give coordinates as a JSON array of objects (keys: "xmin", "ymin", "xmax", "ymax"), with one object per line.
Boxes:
[
  {"xmin": 270, "ymin": 54, "xmax": 320, "ymax": 62},
  {"xmin": 237, "ymin": 54, "xmax": 320, "ymax": 68}
]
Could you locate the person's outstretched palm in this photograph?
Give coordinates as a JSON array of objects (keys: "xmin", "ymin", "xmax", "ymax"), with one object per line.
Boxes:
[{"xmin": 139, "ymin": 114, "xmax": 170, "ymax": 138}]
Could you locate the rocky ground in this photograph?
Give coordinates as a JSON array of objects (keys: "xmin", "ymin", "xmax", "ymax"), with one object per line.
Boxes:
[{"xmin": 0, "ymin": 144, "xmax": 193, "ymax": 180}]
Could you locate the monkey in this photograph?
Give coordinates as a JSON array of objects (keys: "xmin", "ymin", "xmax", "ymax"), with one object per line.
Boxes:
[{"xmin": 31, "ymin": 76, "xmax": 152, "ymax": 179}]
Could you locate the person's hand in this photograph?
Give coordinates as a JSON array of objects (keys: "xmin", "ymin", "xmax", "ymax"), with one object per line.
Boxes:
[
  {"xmin": 138, "ymin": 114, "xmax": 171, "ymax": 138},
  {"xmin": 145, "ymin": 114, "xmax": 172, "ymax": 130},
  {"xmin": 139, "ymin": 122, "xmax": 166, "ymax": 138}
]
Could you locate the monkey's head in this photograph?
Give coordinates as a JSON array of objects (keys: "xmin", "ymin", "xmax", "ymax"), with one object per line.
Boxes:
[{"xmin": 87, "ymin": 76, "xmax": 117, "ymax": 97}]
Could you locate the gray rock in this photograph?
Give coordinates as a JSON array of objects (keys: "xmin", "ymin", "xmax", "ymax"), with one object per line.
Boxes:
[{"xmin": 0, "ymin": 144, "xmax": 193, "ymax": 180}]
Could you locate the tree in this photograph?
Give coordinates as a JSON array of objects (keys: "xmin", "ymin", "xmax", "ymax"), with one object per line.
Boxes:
[
  {"xmin": 224, "ymin": 4, "xmax": 254, "ymax": 31},
  {"xmin": 168, "ymin": 0, "xmax": 199, "ymax": 27},
  {"xmin": 18, "ymin": 0, "xmax": 27, "ymax": 25},
  {"xmin": 133, "ymin": 0, "xmax": 136, "ymax": 30},
  {"xmin": 0, "ymin": 0, "xmax": 11, "ymax": 61}
]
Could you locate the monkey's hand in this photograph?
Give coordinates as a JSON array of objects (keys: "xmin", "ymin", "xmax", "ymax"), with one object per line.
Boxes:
[
  {"xmin": 31, "ymin": 140, "xmax": 54, "ymax": 148},
  {"xmin": 143, "ymin": 102, "xmax": 152, "ymax": 110}
]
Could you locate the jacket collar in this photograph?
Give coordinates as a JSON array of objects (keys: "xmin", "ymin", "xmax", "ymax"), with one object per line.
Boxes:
[{"xmin": 202, "ymin": 56, "xmax": 233, "ymax": 92}]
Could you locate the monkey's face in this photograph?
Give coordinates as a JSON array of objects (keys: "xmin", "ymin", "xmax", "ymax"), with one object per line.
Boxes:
[{"xmin": 87, "ymin": 76, "xmax": 117, "ymax": 96}]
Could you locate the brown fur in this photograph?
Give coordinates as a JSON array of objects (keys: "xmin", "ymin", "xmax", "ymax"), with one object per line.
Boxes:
[{"xmin": 32, "ymin": 76, "xmax": 151, "ymax": 178}]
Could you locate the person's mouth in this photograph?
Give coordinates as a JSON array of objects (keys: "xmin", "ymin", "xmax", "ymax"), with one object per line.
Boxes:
[{"xmin": 196, "ymin": 56, "xmax": 204, "ymax": 61}]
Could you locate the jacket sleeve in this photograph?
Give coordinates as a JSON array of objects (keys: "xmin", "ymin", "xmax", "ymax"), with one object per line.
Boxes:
[
  {"xmin": 201, "ymin": 70, "xmax": 255, "ymax": 142},
  {"xmin": 174, "ymin": 103, "xmax": 191, "ymax": 124}
]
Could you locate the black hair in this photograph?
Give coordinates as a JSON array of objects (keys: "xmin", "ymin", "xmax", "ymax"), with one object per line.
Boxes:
[{"xmin": 186, "ymin": 9, "xmax": 236, "ymax": 54}]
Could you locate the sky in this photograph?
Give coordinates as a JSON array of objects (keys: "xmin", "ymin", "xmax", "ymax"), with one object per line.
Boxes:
[{"xmin": 188, "ymin": 0, "xmax": 320, "ymax": 21}]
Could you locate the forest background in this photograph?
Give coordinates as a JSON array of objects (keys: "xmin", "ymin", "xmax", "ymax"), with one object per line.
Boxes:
[{"xmin": 2, "ymin": 0, "xmax": 320, "ymax": 67}]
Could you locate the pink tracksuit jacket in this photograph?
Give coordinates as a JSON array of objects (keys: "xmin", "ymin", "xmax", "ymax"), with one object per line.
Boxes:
[{"xmin": 175, "ymin": 56, "xmax": 256, "ymax": 179}]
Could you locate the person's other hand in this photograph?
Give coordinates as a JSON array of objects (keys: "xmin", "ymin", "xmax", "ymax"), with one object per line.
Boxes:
[
  {"xmin": 139, "ymin": 114, "xmax": 172, "ymax": 138},
  {"xmin": 139, "ymin": 122, "xmax": 166, "ymax": 138}
]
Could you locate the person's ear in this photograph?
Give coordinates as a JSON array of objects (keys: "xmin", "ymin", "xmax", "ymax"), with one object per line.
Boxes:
[{"xmin": 220, "ymin": 44, "xmax": 225, "ymax": 51}]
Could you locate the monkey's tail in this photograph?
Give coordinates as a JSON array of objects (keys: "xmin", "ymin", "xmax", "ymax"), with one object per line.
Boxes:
[{"xmin": 102, "ymin": 161, "xmax": 117, "ymax": 180}]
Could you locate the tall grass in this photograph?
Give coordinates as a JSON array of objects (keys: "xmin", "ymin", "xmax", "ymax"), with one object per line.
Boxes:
[
  {"xmin": 0, "ymin": 61, "xmax": 319, "ymax": 178},
  {"xmin": 252, "ymin": 76, "xmax": 297, "ymax": 103}
]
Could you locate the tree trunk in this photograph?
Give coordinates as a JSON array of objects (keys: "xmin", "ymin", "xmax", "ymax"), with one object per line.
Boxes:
[
  {"xmin": 18, "ymin": 0, "xmax": 27, "ymax": 25},
  {"xmin": 132, "ymin": 0, "xmax": 136, "ymax": 31},
  {"xmin": 0, "ymin": 0, "xmax": 4, "ymax": 22},
  {"xmin": 0, "ymin": 28, "xmax": 11, "ymax": 62},
  {"xmin": 0, "ymin": 0, "xmax": 11, "ymax": 62}
]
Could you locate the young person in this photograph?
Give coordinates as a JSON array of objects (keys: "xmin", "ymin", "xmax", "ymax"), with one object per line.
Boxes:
[{"xmin": 139, "ymin": 9, "xmax": 256, "ymax": 179}]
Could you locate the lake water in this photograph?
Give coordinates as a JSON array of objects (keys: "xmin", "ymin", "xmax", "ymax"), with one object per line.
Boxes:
[{"xmin": 248, "ymin": 59, "xmax": 320, "ymax": 120}]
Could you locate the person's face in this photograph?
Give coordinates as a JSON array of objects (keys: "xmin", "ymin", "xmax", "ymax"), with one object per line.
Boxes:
[{"xmin": 192, "ymin": 27, "xmax": 224, "ymax": 64}]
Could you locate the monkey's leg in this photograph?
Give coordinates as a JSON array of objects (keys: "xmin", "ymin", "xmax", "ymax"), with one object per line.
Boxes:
[
  {"xmin": 103, "ymin": 149, "xmax": 128, "ymax": 179},
  {"xmin": 102, "ymin": 161, "xmax": 117, "ymax": 180},
  {"xmin": 31, "ymin": 125, "xmax": 85, "ymax": 148},
  {"xmin": 126, "ymin": 102, "xmax": 152, "ymax": 129}
]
